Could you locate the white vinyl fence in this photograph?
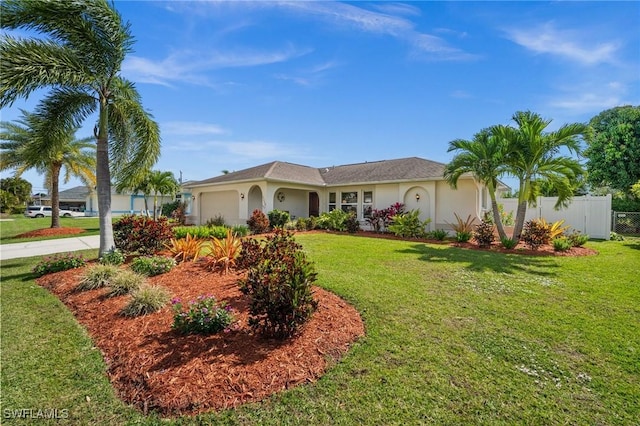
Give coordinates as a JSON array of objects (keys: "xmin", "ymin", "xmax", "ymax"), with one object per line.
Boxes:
[{"xmin": 496, "ymin": 194, "xmax": 612, "ymax": 240}]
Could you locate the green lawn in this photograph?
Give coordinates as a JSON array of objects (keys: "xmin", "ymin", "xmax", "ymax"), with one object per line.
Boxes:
[
  {"xmin": 0, "ymin": 215, "xmax": 101, "ymax": 243},
  {"xmin": 1, "ymin": 234, "xmax": 639, "ymax": 424}
]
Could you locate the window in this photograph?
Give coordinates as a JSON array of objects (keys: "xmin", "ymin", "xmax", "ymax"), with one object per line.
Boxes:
[
  {"xmin": 363, "ymin": 191, "xmax": 373, "ymax": 218},
  {"xmin": 329, "ymin": 192, "xmax": 336, "ymax": 212},
  {"xmin": 341, "ymin": 191, "xmax": 357, "ymax": 215}
]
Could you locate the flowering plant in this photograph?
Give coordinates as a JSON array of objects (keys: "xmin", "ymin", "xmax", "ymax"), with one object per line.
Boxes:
[
  {"xmin": 171, "ymin": 295, "xmax": 237, "ymax": 335},
  {"xmin": 33, "ymin": 252, "xmax": 86, "ymax": 277}
]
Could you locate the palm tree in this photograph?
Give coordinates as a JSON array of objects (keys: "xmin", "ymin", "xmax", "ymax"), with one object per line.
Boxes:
[
  {"xmin": 492, "ymin": 111, "xmax": 585, "ymax": 241},
  {"xmin": 147, "ymin": 170, "xmax": 180, "ymax": 220},
  {"xmin": 0, "ymin": 109, "xmax": 95, "ymax": 228},
  {"xmin": 444, "ymin": 129, "xmax": 510, "ymax": 240},
  {"xmin": 0, "ymin": 0, "xmax": 160, "ymax": 256}
]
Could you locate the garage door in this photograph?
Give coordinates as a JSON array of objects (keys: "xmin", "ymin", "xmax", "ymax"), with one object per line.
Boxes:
[{"xmin": 200, "ymin": 191, "xmax": 239, "ymax": 225}]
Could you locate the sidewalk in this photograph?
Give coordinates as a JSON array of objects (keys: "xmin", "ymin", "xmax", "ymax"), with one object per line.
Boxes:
[{"xmin": 0, "ymin": 235, "xmax": 100, "ymax": 261}]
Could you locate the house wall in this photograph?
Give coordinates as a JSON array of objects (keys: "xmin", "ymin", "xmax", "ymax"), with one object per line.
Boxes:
[
  {"xmin": 435, "ymin": 179, "xmax": 480, "ymax": 230},
  {"xmin": 187, "ymin": 178, "xmax": 487, "ymax": 230},
  {"xmin": 200, "ymin": 190, "xmax": 240, "ymax": 224},
  {"xmin": 85, "ymin": 193, "xmax": 174, "ymax": 216}
]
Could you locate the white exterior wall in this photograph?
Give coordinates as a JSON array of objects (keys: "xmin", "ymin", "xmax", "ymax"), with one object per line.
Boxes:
[
  {"xmin": 85, "ymin": 193, "xmax": 173, "ymax": 216},
  {"xmin": 187, "ymin": 177, "xmax": 487, "ymax": 230},
  {"xmin": 435, "ymin": 179, "xmax": 480, "ymax": 230},
  {"xmin": 496, "ymin": 195, "xmax": 612, "ymax": 239}
]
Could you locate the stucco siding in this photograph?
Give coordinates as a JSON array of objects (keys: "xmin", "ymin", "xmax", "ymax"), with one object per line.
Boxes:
[
  {"xmin": 435, "ymin": 179, "xmax": 480, "ymax": 230},
  {"xmin": 200, "ymin": 191, "xmax": 240, "ymax": 225}
]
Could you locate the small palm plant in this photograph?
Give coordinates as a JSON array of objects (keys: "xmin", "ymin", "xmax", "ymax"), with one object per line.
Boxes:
[
  {"xmin": 204, "ymin": 229, "xmax": 242, "ymax": 274},
  {"xmin": 446, "ymin": 213, "xmax": 477, "ymax": 243},
  {"xmin": 164, "ymin": 234, "xmax": 205, "ymax": 262}
]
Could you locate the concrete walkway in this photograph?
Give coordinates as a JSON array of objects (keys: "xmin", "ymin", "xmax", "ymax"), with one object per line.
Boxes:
[{"xmin": 0, "ymin": 235, "xmax": 100, "ymax": 261}]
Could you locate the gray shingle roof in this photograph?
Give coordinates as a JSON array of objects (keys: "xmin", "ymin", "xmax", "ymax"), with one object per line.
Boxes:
[
  {"xmin": 190, "ymin": 161, "xmax": 325, "ymax": 186},
  {"xmin": 187, "ymin": 157, "xmax": 447, "ymax": 188},
  {"xmin": 320, "ymin": 157, "xmax": 446, "ymax": 185},
  {"xmin": 41, "ymin": 186, "xmax": 91, "ymax": 201}
]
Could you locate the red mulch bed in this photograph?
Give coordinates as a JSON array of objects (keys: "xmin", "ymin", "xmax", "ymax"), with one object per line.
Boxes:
[
  {"xmin": 31, "ymin": 227, "xmax": 595, "ymax": 417},
  {"xmin": 36, "ymin": 263, "xmax": 364, "ymax": 417},
  {"xmin": 348, "ymin": 231, "xmax": 598, "ymax": 257},
  {"xmin": 16, "ymin": 227, "xmax": 85, "ymax": 238}
]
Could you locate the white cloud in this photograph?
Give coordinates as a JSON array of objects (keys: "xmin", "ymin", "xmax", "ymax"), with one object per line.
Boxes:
[
  {"xmin": 162, "ymin": 121, "xmax": 228, "ymax": 136},
  {"xmin": 547, "ymin": 80, "xmax": 634, "ymax": 115},
  {"xmin": 504, "ymin": 22, "xmax": 619, "ymax": 65},
  {"xmin": 274, "ymin": 60, "xmax": 340, "ymax": 87},
  {"xmin": 123, "ymin": 45, "xmax": 311, "ymax": 87}
]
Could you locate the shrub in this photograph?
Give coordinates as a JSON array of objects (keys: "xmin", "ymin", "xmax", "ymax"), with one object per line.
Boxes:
[
  {"xmin": 484, "ymin": 204, "xmax": 515, "ymax": 226},
  {"xmin": 33, "ymin": 253, "xmax": 86, "ymax": 277},
  {"xmin": 473, "ymin": 220, "xmax": 495, "ymax": 248},
  {"xmin": 238, "ymin": 230, "xmax": 318, "ymax": 339},
  {"xmin": 173, "ymin": 225, "xmax": 210, "ymax": 239},
  {"xmin": 538, "ymin": 218, "xmax": 570, "ymax": 239},
  {"xmin": 427, "ymin": 229, "xmax": 448, "ymax": 241},
  {"xmin": 268, "ymin": 209, "xmax": 290, "ymax": 229},
  {"xmin": 610, "ymin": 232, "xmax": 625, "ymax": 241},
  {"xmin": 171, "ymin": 295, "xmax": 236, "ymax": 335},
  {"xmin": 236, "ymin": 237, "xmax": 263, "ymax": 270},
  {"xmin": 317, "ymin": 209, "xmax": 350, "ymax": 232},
  {"xmin": 500, "ymin": 237, "xmax": 517, "ymax": 249},
  {"xmin": 366, "ymin": 203, "xmax": 406, "ymax": 233},
  {"xmin": 161, "ymin": 200, "xmax": 185, "ymax": 222},
  {"xmin": 455, "ymin": 231, "xmax": 472, "ymax": 243},
  {"xmin": 76, "ymin": 264, "xmax": 119, "ymax": 291},
  {"xmin": 106, "ymin": 270, "xmax": 145, "ymax": 297},
  {"xmin": 345, "ymin": 212, "xmax": 361, "ymax": 233},
  {"xmin": 522, "ymin": 219, "xmax": 551, "ymax": 250},
  {"xmin": 99, "ymin": 248, "xmax": 125, "ymax": 266},
  {"xmin": 306, "ymin": 216, "xmax": 318, "ymax": 230},
  {"xmin": 130, "ymin": 256, "xmax": 176, "ymax": 276},
  {"xmin": 231, "ymin": 225, "xmax": 249, "ymax": 237},
  {"xmin": 388, "ymin": 210, "xmax": 430, "ymax": 238},
  {"xmin": 553, "ymin": 237, "xmax": 572, "ymax": 252},
  {"xmin": 247, "ymin": 209, "xmax": 270, "ymax": 234},
  {"xmin": 205, "ymin": 214, "xmax": 226, "ymax": 227},
  {"xmin": 447, "ymin": 213, "xmax": 477, "ymax": 234},
  {"xmin": 121, "ymin": 284, "xmax": 170, "ymax": 317},
  {"xmin": 113, "ymin": 215, "xmax": 173, "ymax": 255},
  {"xmin": 295, "ymin": 217, "xmax": 309, "ymax": 231},
  {"xmin": 209, "ymin": 225, "xmax": 229, "ymax": 239},
  {"xmin": 204, "ymin": 229, "xmax": 242, "ymax": 274},
  {"xmin": 567, "ymin": 230, "xmax": 589, "ymax": 247},
  {"xmin": 164, "ymin": 234, "xmax": 205, "ymax": 262}
]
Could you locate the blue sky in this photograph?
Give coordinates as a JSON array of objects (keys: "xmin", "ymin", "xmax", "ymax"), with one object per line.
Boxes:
[{"xmin": 2, "ymin": 1, "xmax": 639, "ymax": 193}]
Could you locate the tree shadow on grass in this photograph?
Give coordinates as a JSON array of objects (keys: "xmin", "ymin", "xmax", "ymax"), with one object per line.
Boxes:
[
  {"xmin": 398, "ymin": 244, "xmax": 560, "ymax": 276},
  {"xmin": 0, "ymin": 260, "xmax": 38, "ymax": 282}
]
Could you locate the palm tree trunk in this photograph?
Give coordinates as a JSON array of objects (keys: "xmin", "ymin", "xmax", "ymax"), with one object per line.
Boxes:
[
  {"xmin": 96, "ymin": 97, "xmax": 115, "ymax": 256},
  {"xmin": 50, "ymin": 163, "xmax": 61, "ymax": 229},
  {"xmin": 511, "ymin": 200, "xmax": 528, "ymax": 243},
  {"xmin": 489, "ymin": 195, "xmax": 507, "ymax": 240}
]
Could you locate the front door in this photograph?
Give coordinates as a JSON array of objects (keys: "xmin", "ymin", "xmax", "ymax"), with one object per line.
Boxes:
[{"xmin": 309, "ymin": 192, "xmax": 319, "ymax": 217}]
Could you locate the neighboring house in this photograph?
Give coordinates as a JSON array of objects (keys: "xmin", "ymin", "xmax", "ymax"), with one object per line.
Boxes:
[
  {"xmin": 84, "ymin": 188, "xmax": 177, "ymax": 217},
  {"xmin": 38, "ymin": 185, "xmax": 90, "ymax": 212},
  {"xmin": 183, "ymin": 157, "xmax": 505, "ymax": 229}
]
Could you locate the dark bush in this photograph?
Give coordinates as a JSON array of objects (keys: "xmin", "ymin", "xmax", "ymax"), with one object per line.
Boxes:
[
  {"xmin": 113, "ymin": 215, "xmax": 173, "ymax": 255},
  {"xmin": 345, "ymin": 212, "xmax": 361, "ymax": 233},
  {"xmin": 521, "ymin": 219, "xmax": 551, "ymax": 250},
  {"xmin": 247, "ymin": 209, "xmax": 270, "ymax": 234},
  {"xmin": 268, "ymin": 209, "xmax": 290, "ymax": 229},
  {"xmin": 238, "ymin": 230, "xmax": 318, "ymax": 339},
  {"xmin": 473, "ymin": 219, "xmax": 495, "ymax": 248}
]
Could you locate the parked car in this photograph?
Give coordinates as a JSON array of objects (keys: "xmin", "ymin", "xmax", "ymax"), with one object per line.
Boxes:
[{"xmin": 24, "ymin": 205, "xmax": 84, "ymax": 218}]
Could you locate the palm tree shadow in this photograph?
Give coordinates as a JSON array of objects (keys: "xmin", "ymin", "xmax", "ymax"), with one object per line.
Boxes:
[{"xmin": 399, "ymin": 244, "xmax": 560, "ymax": 276}]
